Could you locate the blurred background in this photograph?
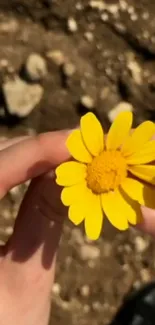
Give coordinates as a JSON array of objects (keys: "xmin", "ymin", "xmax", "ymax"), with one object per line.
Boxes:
[{"xmin": 0, "ymin": 0, "xmax": 155, "ymax": 324}]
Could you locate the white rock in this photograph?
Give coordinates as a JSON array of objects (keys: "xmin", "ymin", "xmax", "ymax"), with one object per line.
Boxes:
[
  {"xmin": 89, "ymin": 1, "xmax": 105, "ymax": 11},
  {"xmin": 84, "ymin": 31, "xmax": 94, "ymax": 42},
  {"xmin": 25, "ymin": 53, "xmax": 47, "ymax": 81},
  {"xmin": 52, "ymin": 283, "xmax": 61, "ymax": 295},
  {"xmin": 3, "ymin": 77, "xmax": 43, "ymax": 117},
  {"xmin": 108, "ymin": 102, "xmax": 133, "ymax": 122},
  {"xmin": 63, "ymin": 62, "xmax": 76, "ymax": 77},
  {"xmin": 71, "ymin": 228, "xmax": 84, "ymax": 245},
  {"xmin": 80, "ymin": 244, "xmax": 100, "ymax": 260},
  {"xmin": 81, "ymin": 95, "xmax": 94, "ymax": 109},
  {"xmin": 46, "ymin": 50, "xmax": 65, "ymax": 66},
  {"xmin": 135, "ymin": 236, "xmax": 148, "ymax": 253},
  {"xmin": 80, "ymin": 285, "xmax": 90, "ymax": 297},
  {"xmin": 68, "ymin": 17, "xmax": 78, "ymax": 32},
  {"xmin": 5, "ymin": 226, "xmax": 13, "ymax": 235},
  {"xmin": 127, "ymin": 59, "xmax": 142, "ymax": 84}
]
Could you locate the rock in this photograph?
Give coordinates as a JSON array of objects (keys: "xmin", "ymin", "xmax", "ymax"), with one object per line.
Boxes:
[
  {"xmin": 71, "ymin": 228, "xmax": 84, "ymax": 245},
  {"xmin": 127, "ymin": 59, "xmax": 142, "ymax": 84},
  {"xmin": 80, "ymin": 285, "xmax": 90, "ymax": 297},
  {"xmin": 81, "ymin": 95, "xmax": 95, "ymax": 110},
  {"xmin": 84, "ymin": 32, "xmax": 94, "ymax": 42},
  {"xmin": 67, "ymin": 17, "xmax": 78, "ymax": 32},
  {"xmin": 52, "ymin": 283, "xmax": 61, "ymax": 295},
  {"xmin": 46, "ymin": 50, "xmax": 65, "ymax": 66},
  {"xmin": 92, "ymin": 301, "xmax": 102, "ymax": 311},
  {"xmin": 140, "ymin": 269, "xmax": 151, "ymax": 283},
  {"xmin": 63, "ymin": 62, "xmax": 76, "ymax": 77},
  {"xmin": 108, "ymin": 101, "xmax": 133, "ymax": 122},
  {"xmin": 3, "ymin": 77, "xmax": 43, "ymax": 117},
  {"xmin": 135, "ymin": 236, "xmax": 148, "ymax": 253},
  {"xmin": 25, "ymin": 53, "xmax": 47, "ymax": 81},
  {"xmin": 80, "ymin": 244, "xmax": 100, "ymax": 260}
]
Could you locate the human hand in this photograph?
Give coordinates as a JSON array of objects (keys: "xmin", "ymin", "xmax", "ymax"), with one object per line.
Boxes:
[
  {"xmin": 0, "ymin": 131, "xmax": 70, "ymax": 325},
  {"xmin": 0, "ymin": 130, "xmax": 153, "ymax": 325}
]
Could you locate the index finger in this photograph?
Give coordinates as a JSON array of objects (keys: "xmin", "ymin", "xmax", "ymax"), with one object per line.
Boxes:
[{"xmin": 0, "ymin": 131, "xmax": 70, "ymax": 198}]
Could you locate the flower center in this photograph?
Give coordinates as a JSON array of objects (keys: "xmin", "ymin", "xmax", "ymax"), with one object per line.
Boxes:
[{"xmin": 86, "ymin": 150, "xmax": 127, "ymax": 194}]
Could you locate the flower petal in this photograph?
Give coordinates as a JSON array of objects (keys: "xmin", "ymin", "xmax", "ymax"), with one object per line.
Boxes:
[
  {"xmin": 69, "ymin": 202, "xmax": 85, "ymax": 225},
  {"xmin": 66, "ymin": 129, "xmax": 92, "ymax": 163},
  {"xmin": 106, "ymin": 111, "xmax": 132, "ymax": 150},
  {"xmin": 126, "ymin": 141, "xmax": 155, "ymax": 165},
  {"xmin": 61, "ymin": 181, "xmax": 88, "ymax": 206},
  {"xmin": 80, "ymin": 112, "xmax": 104, "ymax": 156},
  {"xmin": 122, "ymin": 121, "xmax": 155, "ymax": 156},
  {"xmin": 101, "ymin": 190, "xmax": 129, "ymax": 230},
  {"xmin": 121, "ymin": 177, "xmax": 155, "ymax": 209},
  {"xmin": 129, "ymin": 164, "xmax": 155, "ymax": 185},
  {"xmin": 118, "ymin": 189, "xmax": 143, "ymax": 225},
  {"xmin": 56, "ymin": 161, "xmax": 86, "ymax": 186},
  {"xmin": 84, "ymin": 193, "xmax": 103, "ymax": 240}
]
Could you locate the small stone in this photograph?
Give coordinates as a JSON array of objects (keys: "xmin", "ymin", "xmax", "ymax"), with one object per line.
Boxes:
[
  {"xmin": 140, "ymin": 269, "xmax": 151, "ymax": 283},
  {"xmin": 46, "ymin": 50, "xmax": 65, "ymax": 66},
  {"xmin": 83, "ymin": 304, "xmax": 90, "ymax": 313},
  {"xmin": 52, "ymin": 283, "xmax": 61, "ymax": 295},
  {"xmin": 76, "ymin": 3, "xmax": 83, "ymax": 10},
  {"xmin": 80, "ymin": 285, "xmax": 90, "ymax": 297},
  {"xmin": 92, "ymin": 301, "xmax": 102, "ymax": 311},
  {"xmin": 25, "ymin": 53, "xmax": 47, "ymax": 82},
  {"xmin": 3, "ymin": 209, "xmax": 11, "ymax": 221},
  {"xmin": 5, "ymin": 226, "xmax": 13, "ymax": 235},
  {"xmin": 81, "ymin": 95, "xmax": 94, "ymax": 109},
  {"xmin": 127, "ymin": 59, "xmax": 142, "ymax": 84},
  {"xmin": 107, "ymin": 4, "xmax": 119, "ymax": 15},
  {"xmin": 71, "ymin": 228, "xmax": 84, "ymax": 245},
  {"xmin": 84, "ymin": 31, "xmax": 94, "ymax": 42},
  {"xmin": 67, "ymin": 17, "xmax": 78, "ymax": 32},
  {"xmin": 108, "ymin": 102, "xmax": 133, "ymax": 122},
  {"xmin": 101, "ymin": 13, "xmax": 109, "ymax": 22},
  {"xmin": 0, "ymin": 59, "xmax": 9, "ymax": 68},
  {"xmin": 89, "ymin": 1, "xmax": 105, "ymax": 11},
  {"xmin": 63, "ymin": 62, "xmax": 76, "ymax": 77},
  {"xmin": 80, "ymin": 244, "xmax": 100, "ymax": 261},
  {"xmin": 3, "ymin": 76, "xmax": 43, "ymax": 117},
  {"xmin": 135, "ymin": 236, "xmax": 148, "ymax": 253}
]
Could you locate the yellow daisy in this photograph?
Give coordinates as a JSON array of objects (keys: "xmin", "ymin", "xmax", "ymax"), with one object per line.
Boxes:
[{"xmin": 56, "ymin": 112, "xmax": 155, "ymax": 240}]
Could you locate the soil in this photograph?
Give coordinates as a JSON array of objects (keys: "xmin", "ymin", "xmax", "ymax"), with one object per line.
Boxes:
[{"xmin": 0, "ymin": 1, "xmax": 155, "ymax": 325}]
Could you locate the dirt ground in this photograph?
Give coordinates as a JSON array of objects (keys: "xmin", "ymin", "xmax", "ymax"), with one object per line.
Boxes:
[{"xmin": 0, "ymin": 1, "xmax": 155, "ymax": 324}]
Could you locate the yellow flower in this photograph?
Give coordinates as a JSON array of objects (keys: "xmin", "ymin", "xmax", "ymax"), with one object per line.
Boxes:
[{"xmin": 56, "ymin": 112, "xmax": 155, "ymax": 240}]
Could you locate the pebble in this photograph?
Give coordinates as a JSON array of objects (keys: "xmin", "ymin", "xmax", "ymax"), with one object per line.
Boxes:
[
  {"xmin": 84, "ymin": 31, "xmax": 94, "ymax": 42},
  {"xmin": 46, "ymin": 50, "xmax": 65, "ymax": 66},
  {"xmin": 108, "ymin": 102, "xmax": 133, "ymax": 122},
  {"xmin": 52, "ymin": 283, "xmax": 61, "ymax": 295},
  {"xmin": 81, "ymin": 95, "xmax": 94, "ymax": 109},
  {"xmin": 140, "ymin": 269, "xmax": 151, "ymax": 283},
  {"xmin": 80, "ymin": 285, "xmax": 90, "ymax": 297},
  {"xmin": 63, "ymin": 62, "xmax": 76, "ymax": 77},
  {"xmin": 127, "ymin": 59, "xmax": 142, "ymax": 84},
  {"xmin": 92, "ymin": 301, "xmax": 102, "ymax": 311},
  {"xmin": 3, "ymin": 76, "xmax": 43, "ymax": 117},
  {"xmin": 25, "ymin": 53, "xmax": 47, "ymax": 82},
  {"xmin": 80, "ymin": 244, "xmax": 100, "ymax": 261},
  {"xmin": 135, "ymin": 236, "xmax": 148, "ymax": 253},
  {"xmin": 83, "ymin": 304, "xmax": 90, "ymax": 313},
  {"xmin": 5, "ymin": 226, "xmax": 13, "ymax": 235},
  {"xmin": 71, "ymin": 228, "xmax": 84, "ymax": 245},
  {"xmin": 67, "ymin": 17, "xmax": 78, "ymax": 32},
  {"xmin": 101, "ymin": 13, "xmax": 109, "ymax": 22},
  {"xmin": 89, "ymin": 1, "xmax": 105, "ymax": 11}
]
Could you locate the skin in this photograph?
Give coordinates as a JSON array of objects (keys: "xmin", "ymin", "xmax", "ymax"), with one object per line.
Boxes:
[{"xmin": 0, "ymin": 130, "xmax": 153, "ymax": 324}]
